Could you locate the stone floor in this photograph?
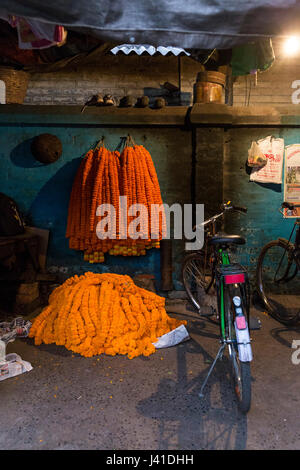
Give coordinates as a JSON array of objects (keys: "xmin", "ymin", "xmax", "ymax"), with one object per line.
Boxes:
[{"xmin": 0, "ymin": 304, "xmax": 300, "ymax": 450}]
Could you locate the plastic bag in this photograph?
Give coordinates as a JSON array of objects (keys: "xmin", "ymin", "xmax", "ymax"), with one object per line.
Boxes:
[
  {"xmin": 250, "ymin": 136, "xmax": 284, "ymax": 184},
  {"xmin": 152, "ymin": 324, "xmax": 190, "ymax": 349},
  {"xmin": 0, "ymin": 317, "xmax": 31, "ymax": 345},
  {"xmin": 0, "ymin": 318, "xmax": 33, "ymax": 381},
  {"xmin": 0, "ymin": 353, "xmax": 33, "ymax": 381},
  {"xmin": 247, "ymin": 141, "xmax": 267, "ymax": 168}
]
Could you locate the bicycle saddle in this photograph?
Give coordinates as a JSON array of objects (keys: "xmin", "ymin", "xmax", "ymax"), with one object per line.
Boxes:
[{"xmin": 209, "ymin": 233, "xmax": 246, "ymax": 246}]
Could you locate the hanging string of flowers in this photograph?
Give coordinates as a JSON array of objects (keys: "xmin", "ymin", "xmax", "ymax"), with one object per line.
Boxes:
[
  {"xmin": 29, "ymin": 272, "xmax": 186, "ymax": 359},
  {"xmin": 66, "ymin": 136, "xmax": 166, "ymax": 263}
]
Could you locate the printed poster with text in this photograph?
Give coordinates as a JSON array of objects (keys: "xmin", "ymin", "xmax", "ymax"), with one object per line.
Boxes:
[
  {"xmin": 284, "ymin": 144, "xmax": 300, "ymax": 218},
  {"xmin": 250, "ymin": 136, "xmax": 284, "ymax": 184}
]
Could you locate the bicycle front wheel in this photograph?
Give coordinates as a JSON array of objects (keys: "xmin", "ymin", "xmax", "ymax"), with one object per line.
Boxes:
[
  {"xmin": 256, "ymin": 240, "xmax": 300, "ymax": 325},
  {"xmin": 182, "ymin": 251, "xmax": 213, "ymax": 312}
]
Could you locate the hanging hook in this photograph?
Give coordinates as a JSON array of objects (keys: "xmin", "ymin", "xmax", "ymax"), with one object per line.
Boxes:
[
  {"xmin": 115, "ymin": 136, "xmax": 127, "ymax": 153},
  {"xmin": 125, "ymin": 134, "xmax": 135, "ymax": 147},
  {"xmin": 95, "ymin": 136, "xmax": 105, "ymax": 149}
]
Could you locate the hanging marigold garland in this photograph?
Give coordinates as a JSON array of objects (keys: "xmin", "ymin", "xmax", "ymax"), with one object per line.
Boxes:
[
  {"xmin": 66, "ymin": 136, "xmax": 166, "ymax": 263},
  {"xmin": 29, "ymin": 272, "xmax": 186, "ymax": 359}
]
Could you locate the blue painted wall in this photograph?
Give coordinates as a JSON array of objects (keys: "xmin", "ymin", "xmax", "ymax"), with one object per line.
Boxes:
[
  {"xmin": 1, "ymin": 109, "xmax": 299, "ymax": 286},
  {"xmin": 0, "ymin": 115, "xmax": 191, "ymax": 282},
  {"xmin": 224, "ymin": 127, "xmax": 298, "ymax": 280}
]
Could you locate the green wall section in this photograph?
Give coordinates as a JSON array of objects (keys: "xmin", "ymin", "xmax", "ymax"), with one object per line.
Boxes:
[
  {"xmin": 0, "ymin": 119, "xmax": 191, "ymax": 283},
  {"xmin": 0, "ymin": 106, "xmax": 299, "ymax": 286},
  {"xmin": 224, "ymin": 127, "xmax": 296, "ymax": 280}
]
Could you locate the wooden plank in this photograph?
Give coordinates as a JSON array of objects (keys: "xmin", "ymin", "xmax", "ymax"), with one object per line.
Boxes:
[
  {"xmin": 0, "ymin": 105, "xmax": 189, "ymax": 126},
  {"xmin": 2, "ymin": 103, "xmax": 300, "ymax": 127},
  {"xmin": 190, "ymin": 103, "xmax": 233, "ymax": 124}
]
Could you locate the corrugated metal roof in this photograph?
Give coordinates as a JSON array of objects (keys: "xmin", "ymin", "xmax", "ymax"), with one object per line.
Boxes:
[{"xmin": 110, "ymin": 44, "xmax": 190, "ymax": 56}]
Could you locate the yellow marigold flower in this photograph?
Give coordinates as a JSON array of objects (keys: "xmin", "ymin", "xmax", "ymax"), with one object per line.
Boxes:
[{"xmin": 28, "ymin": 273, "xmax": 186, "ymax": 358}]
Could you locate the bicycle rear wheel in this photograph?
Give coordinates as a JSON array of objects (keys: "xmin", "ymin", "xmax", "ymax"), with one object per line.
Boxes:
[
  {"xmin": 229, "ymin": 348, "xmax": 251, "ymax": 414},
  {"xmin": 256, "ymin": 240, "xmax": 300, "ymax": 325},
  {"xmin": 225, "ymin": 288, "xmax": 251, "ymax": 413},
  {"xmin": 182, "ymin": 251, "xmax": 213, "ymax": 312}
]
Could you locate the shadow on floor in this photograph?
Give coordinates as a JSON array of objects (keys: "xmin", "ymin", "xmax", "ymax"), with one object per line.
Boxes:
[
  {"xmin": 137, "ymin": 334, "xmax": 248, "ymax": 450},
  {"xmin": 270, "ymin": 326, "xmax": 300, "ymax": 348}
]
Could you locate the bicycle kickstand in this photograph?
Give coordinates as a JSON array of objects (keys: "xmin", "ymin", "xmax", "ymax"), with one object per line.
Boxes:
[{"xmin": 199, "ymin": 342, "xmax": 226, "ymax": 399}]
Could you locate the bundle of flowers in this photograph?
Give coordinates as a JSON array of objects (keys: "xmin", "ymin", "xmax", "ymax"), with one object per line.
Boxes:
[
  {"xmin": 28, "ymin": 272, "xmax": 186, "ymax": 359},
  {"xmin": 66, "ymin": 137, "xmax": 166, "ymax": 263}
]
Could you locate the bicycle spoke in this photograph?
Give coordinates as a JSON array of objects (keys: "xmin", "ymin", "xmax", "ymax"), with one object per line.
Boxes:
[
  {"xmin": 184, "ymin": 262, "xmax": 203, "ymax": 284},
  {"xmin": 182, "ymin": 252, "xmax": 213, "ymax": 311}
]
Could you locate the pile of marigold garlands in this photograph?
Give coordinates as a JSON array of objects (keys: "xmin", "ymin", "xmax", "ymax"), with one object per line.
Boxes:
[
  {"xmin": 66, "ymin": 136, "xmax": 166, "ymax": 263},
  {"xmin": 29, "ymin": 272, "xmax": 186, "ymax": 359}
]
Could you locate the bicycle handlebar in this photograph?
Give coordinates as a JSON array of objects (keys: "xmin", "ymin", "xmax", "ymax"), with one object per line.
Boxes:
[
  {"xmin": 233, "ymin": 205, "xmax": 247, "ymax": 214},
  {"xmin": 282, "ymin": 202, "xmax": 294, "ymax": 210},
  {"xmin": 221, "ymin": 203, "xmax": 247, "ymax": 214},
  {"xmin": 196, "ymin": 202, "xmax": 247, "ymax": 229}
]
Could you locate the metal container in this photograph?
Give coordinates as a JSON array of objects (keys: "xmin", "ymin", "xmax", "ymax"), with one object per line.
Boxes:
[
  {"xmin": 194, "ymin": 71, "xmax": 226, "ymax": 104},
  {"xmin": 0, "ymin": 67, "xmax": 29, "ymax": 104}
]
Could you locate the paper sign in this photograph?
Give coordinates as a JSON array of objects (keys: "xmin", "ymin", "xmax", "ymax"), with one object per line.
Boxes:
[
  {"xmin": 250, "ymin": 136, "xmax": 284, "ymax": 184},
  {"xmin": 284, "ymin": 144, "xmax": 300, "ymax": 218}
]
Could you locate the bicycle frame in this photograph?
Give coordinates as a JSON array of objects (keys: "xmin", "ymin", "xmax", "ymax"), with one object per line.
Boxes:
[
  {"xmin": 215, "ymin": 249, "xmax": 250, "ymax": 341},
  {"xmin": 218, "ymin": 250, "xmax": 230, "ymax": 340},
  {"xmin": 198, "ymin": 212, "xmax": 225, "ymax": 295},
  {"xmin": 194, "ymin": 204, "xmax": 252, "ymax": 410},
  {"xmin": 196, "ymin": 206, "xmax": 250, "ymax": 338},
  {"xmin": 198, "ymin": 248, "xmax": 252, "ymax": 404}
]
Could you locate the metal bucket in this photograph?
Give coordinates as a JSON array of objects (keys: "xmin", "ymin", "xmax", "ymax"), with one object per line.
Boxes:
[{"xmin": 194, "ymin": 71, "xmax": 226, "ymax": 104}]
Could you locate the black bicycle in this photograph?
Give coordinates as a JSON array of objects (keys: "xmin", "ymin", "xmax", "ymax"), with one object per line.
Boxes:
[
  {"xmin": 256, "ymin": 202, "xmax": 300, "ymax": 326},
  {"xmin": 182, "ymin": 202, "xmax": 252, "ymax": 413}
]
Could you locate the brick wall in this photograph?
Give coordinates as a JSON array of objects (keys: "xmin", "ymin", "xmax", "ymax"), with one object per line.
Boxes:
[
  {"xmin": 195, "ymin": 127, "xmax": 224, "ymax": 218},
  {"xmin": 233, "ymin": 38, "xmax": 300, "ymax": 106},
  {"xmin": 24, "ymin": 54, "xmax": 205, "ymax": 106},
  {"xmin": 23, "ymin": 39, "xmax": 300, "ymax": 107}
]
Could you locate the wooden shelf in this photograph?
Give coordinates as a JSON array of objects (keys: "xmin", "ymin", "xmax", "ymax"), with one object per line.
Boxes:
[
  {"xmin": 1, "ymin": 103, "xmax": 300, "ymax": 126},
  {"xmin": 0, "ymin": 105, "xmax": 189, "ymax": 126}
]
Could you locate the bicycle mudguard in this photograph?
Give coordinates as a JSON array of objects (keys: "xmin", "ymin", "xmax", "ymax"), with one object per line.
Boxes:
[
  {"xmin": 278, "ymin": 237, "xmax": 293, "ymax": 247},
  {"xmin": 234, "ymin": 317, "xmax": 253, "ymax": 362},
  {"xmin": 217, "ymin": 264, "xmax": 252, "ymax": 361},
  {"xmin": 232, "ymin": 295, "xmax": 253, "ymax": 362}
]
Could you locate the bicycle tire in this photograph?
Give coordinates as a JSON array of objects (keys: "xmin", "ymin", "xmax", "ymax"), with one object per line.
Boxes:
[
  {"xmin": 225, "ymin": 287, "xmax": 251, "ymax": 413},
  {"xmin": 234, "ymin": 360, "xmax": 251, "ymax": 414},
  {"xmin": 256, "ymin": 239, "xmax": 300, "ymax": 326},
  {"xmin": 182, "ymin": 251, "xmax": 213, "ymax": 312}
]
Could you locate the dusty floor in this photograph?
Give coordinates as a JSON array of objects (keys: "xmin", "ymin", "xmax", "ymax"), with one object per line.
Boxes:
[{"xmin": 0, "ymin": 305, "xmax": 300, "ymax": 450}]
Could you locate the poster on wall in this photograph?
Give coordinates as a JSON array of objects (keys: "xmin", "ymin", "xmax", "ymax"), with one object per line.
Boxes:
[
  {"xmin": 250, "ymin": 135, "xmax": 284, "ymax": 184},
  {"xmin": 284, "ymin": 144, "xmax": 300, "ymax": 218}
]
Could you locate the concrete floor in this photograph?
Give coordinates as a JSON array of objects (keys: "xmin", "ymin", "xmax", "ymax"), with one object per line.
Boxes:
[{"xmin": 0, "ymin": 306, "xmax": 300, "ymax": 450}]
